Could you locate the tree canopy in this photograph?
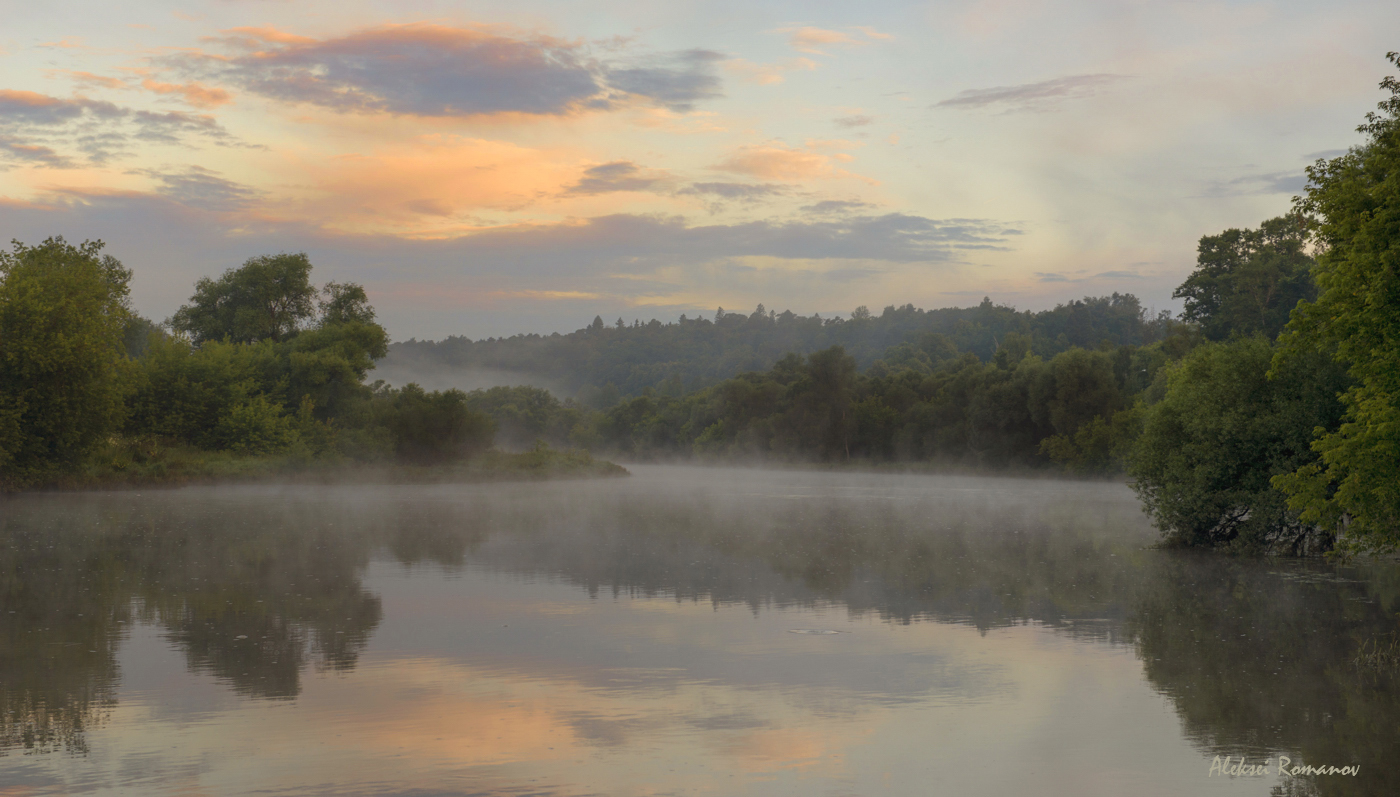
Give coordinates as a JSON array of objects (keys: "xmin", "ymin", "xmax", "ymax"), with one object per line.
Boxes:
[
  {"xmin": 0, "ymin": 238, "xmax": 133, "ymax": 486},
  {"xmin": 1273, "ymin": 52, "xmax": 1400, "ymax": 552},
  {"xmin": 168, "ymin": 253, "xmax": 317, "ymax": 345},
  {"xmin": 1174, "ymin": 215, "xmax": 1316, "ymax": 341}
]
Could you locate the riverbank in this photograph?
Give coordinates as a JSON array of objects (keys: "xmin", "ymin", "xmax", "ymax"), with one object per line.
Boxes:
[{"xmin": 8, "ymin": 440, "xmax": 628, "ymax": 492}]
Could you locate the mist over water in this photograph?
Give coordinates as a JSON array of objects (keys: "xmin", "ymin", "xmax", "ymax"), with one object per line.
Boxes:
[
  {"xmin": 367, "ymin": 360, "xmax": 569, "ymax": 397},
  {"xmin": 2, "ymin": 466, "xmax": 1396, "ymax": 795}
]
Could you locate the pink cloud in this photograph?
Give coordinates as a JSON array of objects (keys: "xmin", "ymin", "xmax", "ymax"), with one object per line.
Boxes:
[{"xmin": 142, "ymin": 79, "xmax": 233, "ymax": 109}]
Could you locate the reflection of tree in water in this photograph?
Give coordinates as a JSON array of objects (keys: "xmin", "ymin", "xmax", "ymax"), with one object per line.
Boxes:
[
  {"xmin": 453, "ymin": 489, "xmax": 1152, "ymax": 635},
  {"xmin": 1126, "ymin": 553, "xmax": 1400, "ymax": 796},
  {"xmin": 6, "ymin": 477, "xmax": 1400, "ymax": 791},
  {"xmin": 0, "ymin": 518, "xmax": 128, "ymax": 754},
  {"xmin": 0, "ymin": 498, "xmax": 385, "ymax": 753}
]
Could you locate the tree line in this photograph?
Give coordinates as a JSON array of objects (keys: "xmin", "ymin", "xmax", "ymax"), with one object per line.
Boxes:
[
  {"xmin": 0, "ymin": 246, "xmax": 495, "ymax": 489},
  {"xmin": 390, "ymin": 292, "xmax": 1176, "ymax": 403}
]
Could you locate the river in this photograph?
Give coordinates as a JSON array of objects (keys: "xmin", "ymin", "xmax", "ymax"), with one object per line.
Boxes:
[{"xmin": 1, "ymin": 466, "xmax": 1395, "ymax": 795}]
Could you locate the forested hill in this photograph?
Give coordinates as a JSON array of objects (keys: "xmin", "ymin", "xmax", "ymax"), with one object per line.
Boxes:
[{"xmin": 384, "ymin": 293, "xmax": 1173, "ymax": 400}]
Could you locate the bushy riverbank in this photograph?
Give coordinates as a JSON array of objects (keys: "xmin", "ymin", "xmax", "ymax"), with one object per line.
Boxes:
[{"xmin": 20, "ymin": 438, "xmax": 626, "ymax": 492}]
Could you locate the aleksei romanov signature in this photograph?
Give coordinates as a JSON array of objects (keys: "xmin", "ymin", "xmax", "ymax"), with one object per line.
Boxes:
[{"xmin": 1209, "ymin": 755, "xmax": 1359, "ymax": 778}]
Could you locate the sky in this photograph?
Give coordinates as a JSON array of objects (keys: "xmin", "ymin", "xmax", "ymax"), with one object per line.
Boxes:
[{"xmin": 1, "ymin": 0, "xmax": 1396, "ymax": 341}]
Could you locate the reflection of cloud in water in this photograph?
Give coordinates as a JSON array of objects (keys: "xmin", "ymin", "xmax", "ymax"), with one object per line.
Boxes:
[{"xmin": 4, "ymin": 466, "xmax": 1400, "ymax": 795}]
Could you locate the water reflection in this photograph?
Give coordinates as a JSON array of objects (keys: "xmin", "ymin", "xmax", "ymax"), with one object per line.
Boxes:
[{"xmin": 1, "ymin": 467, "xmax": 1398, "ymax": 795}]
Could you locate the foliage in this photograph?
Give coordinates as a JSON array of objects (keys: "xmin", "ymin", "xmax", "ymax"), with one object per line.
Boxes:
[
  {"xmin": 387, "ymin": 293, "xmax": 1174, "ymax": 399},
  {"xmin": 371, "ymin": 384, "xmax": 495, "ymax": 465},
  {"xmin": 1174, "ymin": 215, "xmax": 1316, "ymax": 341},
  {"xmin": 1273, "ymin": 53, "xmax": 1400, "ymax": 552},
  {"xmin": 168, "ymin": 253, "xmax": 317, "ymax": 344},
  {"xmin": 0, "ymin": 238, "xmax": 132, "ymax": 486},
  {"xmin": 1129, "ymin": 337, "xmax": 1348, "ymax": 554},
  {"xmin": 463, "ymin": 385, "xmax": 587, "ymax": 450}
]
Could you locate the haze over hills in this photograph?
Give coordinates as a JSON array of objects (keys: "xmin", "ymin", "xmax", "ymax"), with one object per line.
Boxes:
[{"xmin": 375, "ymin": 293, "xmax": 1174, "ymax": 401}]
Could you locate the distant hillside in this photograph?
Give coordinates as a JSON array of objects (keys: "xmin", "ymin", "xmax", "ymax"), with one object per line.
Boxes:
[{"xmin": 378, "ymin": 294, "xmax": 1173, "ymax": 403}]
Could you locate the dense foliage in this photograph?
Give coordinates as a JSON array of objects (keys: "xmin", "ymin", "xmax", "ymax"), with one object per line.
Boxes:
[
  {"xmin": 388, "ymin": 293, "xmax": 1174, "ymax": 400},
  {"xmin": 0, "ymin": 246, "xmax": 497, "ymax": 487},
  {"xmin": 1174, "ymin": 215, "xmax": 1316, "ymax": 341},
  {"xmin": 1128, "ymin": 337, "xmax": 1347, "ymax": 554},
  {"xmin": 1273, "ymin": 53, "xmax": 1400, "ymax": 552},
  {"xmin": 0, "ymin": 238, "xmax": 134, "ymax": 486}
]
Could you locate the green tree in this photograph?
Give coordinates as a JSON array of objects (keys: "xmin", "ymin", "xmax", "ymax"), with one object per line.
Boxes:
[
  {"xmin": 168, "ymin": 253, "xmax": 317, "ymax": 344},
  {"xmin": 1173, "ymin": 216, "xmax": 1315, "ymax": 341},
  {"xmin": 0, "ymin": 238, "xmax": 132, "ymax": 486},
  {"xmin": 1273, "ymin": 53, "xmax": 1400, "ymax": 551},
  {"xmin": 378, "ymin": 384, "xmax": 495, "ymax": 464},
  {"xmin": 1129, "ymin": 337, "xmax": 1347, "ymax": 554}
]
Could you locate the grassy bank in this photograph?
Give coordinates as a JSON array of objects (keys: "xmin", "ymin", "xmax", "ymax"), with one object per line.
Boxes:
[{"xmin": 16, "ymin": 438, "xmax": 627, "ymax": 492}]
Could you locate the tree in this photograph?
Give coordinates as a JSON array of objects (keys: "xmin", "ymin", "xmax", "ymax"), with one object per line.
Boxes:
[
  {"xmin": 168, "ymin": 253, "xmax": 317, "ymax": 344},
  {"xmin": 0, "ymin": 238, "xmax": 132, "ymax": 486},
  {"xmin": 317, "ymin": 281, "xmax": 377, "ymax": 327},
  {"xmin": 1273, "ymin": 53, "xmax": 1400, "ymax": 551},
  {"xmin": 1129, "ymin": 337, "xmax": 1347, "ymax": 554},
  {"xmin": 1173, "ymin": 216, "xmax": 1316, "ymax": 341},
  {"xmin": 378, "ymin": 384, "xmax": 495, "ymax": 464}
]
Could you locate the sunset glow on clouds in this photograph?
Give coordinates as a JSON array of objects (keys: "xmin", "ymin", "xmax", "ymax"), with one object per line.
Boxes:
[{"xmin": 1, "ymin": 0, "xmax": 1396, "ymax": 339}]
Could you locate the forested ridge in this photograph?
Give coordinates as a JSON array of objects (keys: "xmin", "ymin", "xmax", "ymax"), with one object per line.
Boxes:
[
  {"xmin": 388, "ymin": 292, "xmax": 1174, "ymax": 401},
  {"xmin": 3, "ymin": 54, "xmax": 1398, "ymax": 556}
]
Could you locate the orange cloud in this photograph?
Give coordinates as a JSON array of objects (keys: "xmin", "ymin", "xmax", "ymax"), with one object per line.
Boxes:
[
  {"xmin": 725, "ymin": 57, "xmax": 818, "ymax": 85},
  {"xmin": 183, "ymin": 23, "xmax": 721, "ymax": 118},
  {"xmin": 214, "ymin": 26, "xmax": 317, "ymax": 47},
  {"xmin": 712, "ymin": 142, "xmax": 847, "ymax": 180},
  {"xmin": 142, "ymin": 79, "xmax": 232, "ymax": 109},
  {"xmin": 50, "ymin": 70, "xmax": 127, "ymax": 90},
  {"xmin": 0, "ymin": 89, "xmax": 71, "ymax": 109},
  {"xmin": 786, "ymin": 27, "xmax": 858, "ymax": 54},
  {"xmin": 38, "ymin": 37, "xmax": 85, "ymax": 49},
  {"xmin": 854, "ymin": 26, "xmax": 894, "ymax": 40},
  {"xmin": 284, "ymin": 136, "xmax": 582, "ymax": 234},
  {"xmin": 781, "ymin": 26, "xmax": 891, "ymax": 55}
]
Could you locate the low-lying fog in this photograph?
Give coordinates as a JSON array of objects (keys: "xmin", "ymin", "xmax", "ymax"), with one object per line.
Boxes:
[
  {"xmin": 367, "ymin": 360, "xmax": 567, "ymax": 396},
  {"xmin": 4, "ymin": 465, "xmax": 1395, "ymax": 796}
]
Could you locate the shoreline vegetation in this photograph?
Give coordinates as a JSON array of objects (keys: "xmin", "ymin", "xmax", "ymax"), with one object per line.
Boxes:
[
  {"xmin": 18, "ymin": 441, "xmax": 628, "ymax": 493},
  {"xmin": 2, "ymin": 55, "xmax": 1397, "ymax": 556}
]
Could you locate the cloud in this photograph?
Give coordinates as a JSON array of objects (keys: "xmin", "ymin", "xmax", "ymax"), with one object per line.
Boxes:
[
  {"xmin": 50, "ymin": 70, "xmax": 128, "ymax": 90},
  {"xmin": 800, "ymin": 200, "xmax": 874, "ymax": 214},
  {"xmin": 142, "ymin": 79, "xmax": 233, "ymax": 109},
  {"xmin": 724, "ymin": 57, "xmax": 817, "ymax": 86},
  {"xmin": 1034, "ymin": 269, "xmax": 1143, "ymax": 283},
  {"xmin": 0, "ymin": 90, "xmax": 239, "ymax": 166},
  {"xmin": 563, "ymin": 161, "xmax": 670, "ymax": 195},
  {"xmin": 786, "ymin": 27, "xmax": 856, "ymax": 54},
  {"xmin": 782, "ymin": 26, "xmax": 890, "ymax": 55},
  {"xmin": 1302, "ymin": 149, "xmax": 1347, "ymax": 161},
  {"xmin": 131, "ymin": 165, "xmax": 264, "ymax": 211},
  {"xmin": 853, "ymin": 26, "xmax": 894, "ymax": 41},
  {"xmin": 678, "ymin": 182, "xmax": 786, "ymax": 200},
  {"xmin": 935, "ymin": 74, "xmax": 1128, "ymax": 111},
  {"xmin": 1200, "ymin": 171, "xmax": 1308, "ymax": 197},
  {"xmin": 603, "ymin": 49, "xmax": 724, "ymax": 112},
  {"xmin": 439, "ymin": 212, "xmax": 1019, "ymax": 268},
  {"xmin": 2, "ymin": 193, "xmax": 1021, "ymax": 340},
  {"xmin": 833, "ymin": 115, "xmax": 873, "ymax": 128},
  {"xmin": 712, "ymin": 142, "xmax": 851, "ymax": 180},
  {"xmin": 0, "ymin": 90, "xmax": 121, "ymax": 126},
  {"xmin": 0, "ymin": 136, "xmax": 76, "ymax": 168},
  {"xmin": 174, "ymin": 24, "xmax": 723, "ymax": 118}
]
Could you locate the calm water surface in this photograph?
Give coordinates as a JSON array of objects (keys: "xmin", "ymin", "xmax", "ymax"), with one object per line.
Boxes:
[{"xmin": 2, "ymin": 466, "xmax": 1398, "ymax": 796}]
